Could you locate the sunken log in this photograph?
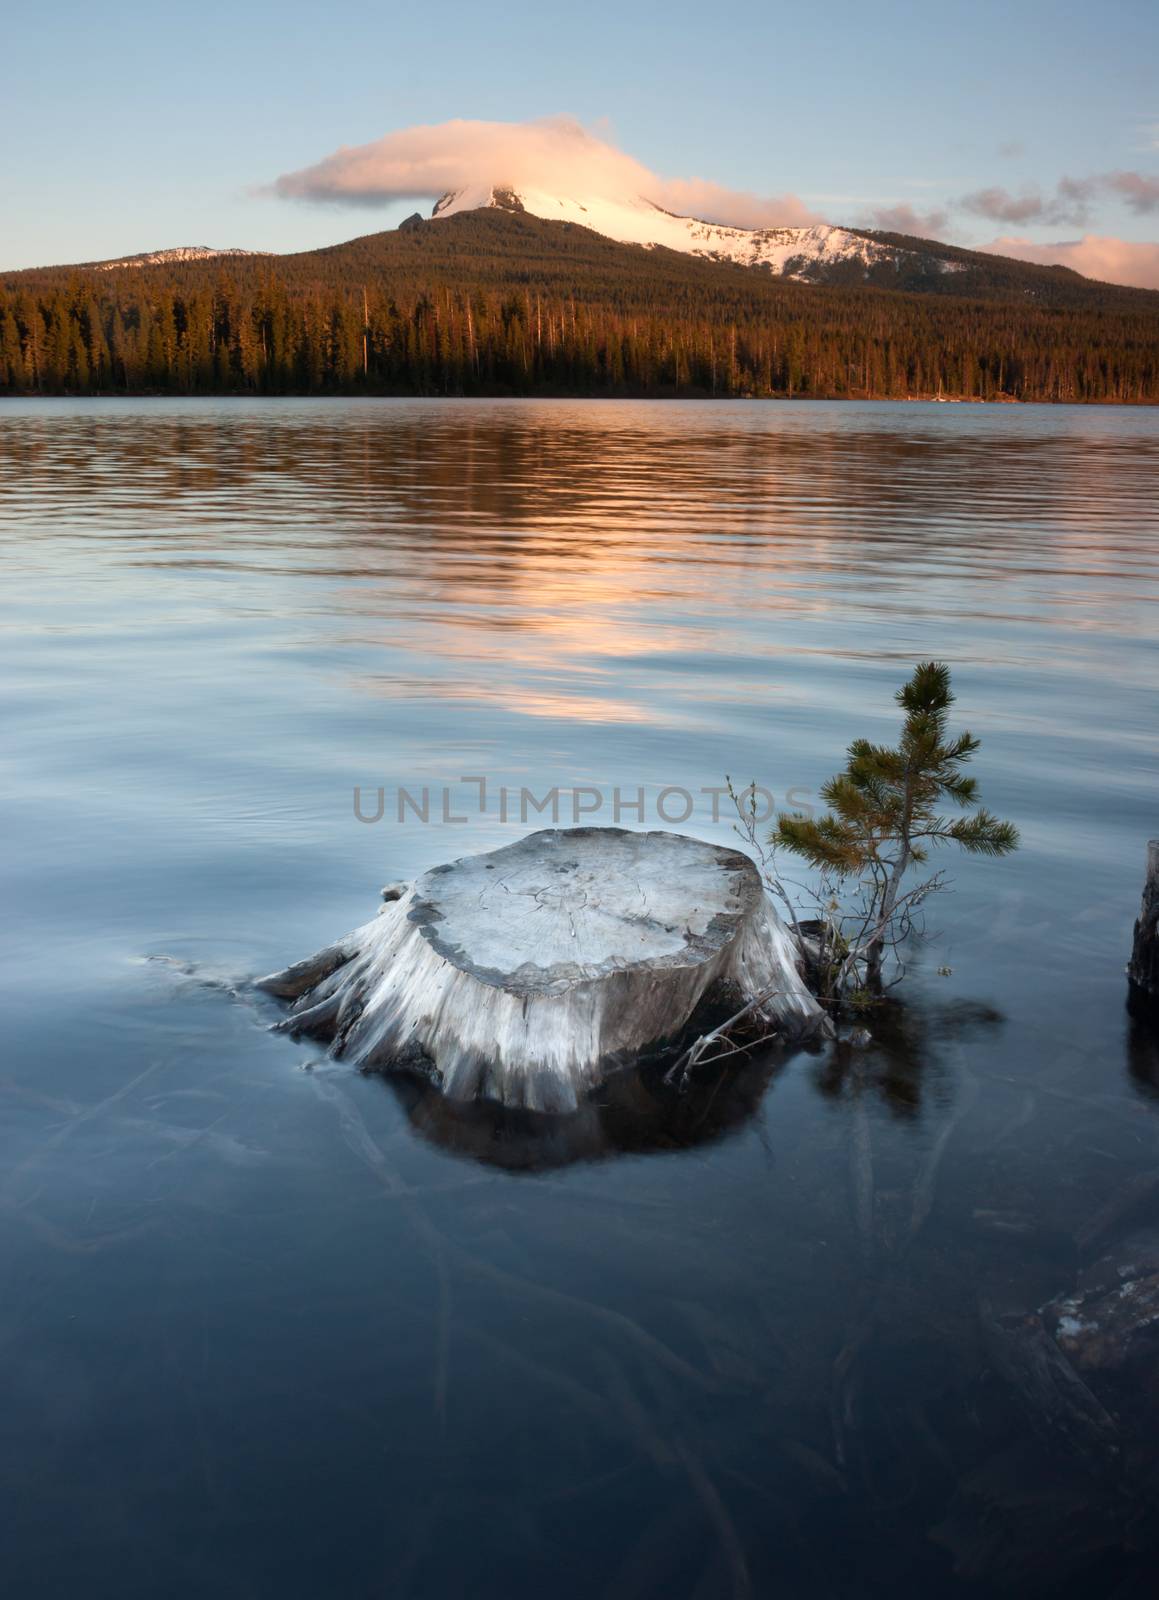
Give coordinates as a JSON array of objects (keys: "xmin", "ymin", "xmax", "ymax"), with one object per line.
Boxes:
[
  {"xmin": 978, "ymin": 1302, "xmax": 1120, "ymax": 1470},
  {"xmin": 1127, "ymin": 839, "xmax": 1159, "ymax": 1006},
  {"xmin": 258, "ymin": 826, "xmax": 824, "ymax": 1112}
]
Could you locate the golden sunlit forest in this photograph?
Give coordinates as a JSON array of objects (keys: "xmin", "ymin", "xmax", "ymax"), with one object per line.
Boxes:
[{"xmin": 3, "ymin": 210, "xmax": 1157, "ymax": 402}]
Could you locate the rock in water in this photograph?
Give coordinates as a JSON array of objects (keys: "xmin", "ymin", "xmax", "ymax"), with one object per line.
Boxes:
[
  {"xmin": 1127, "ymin": 839, "xmax": 1159, "ymax": 1007},
  {"xmin": 258, "ymin": 827, "xmax": 822, "ymax": 1111},
  {"xmin": 1044, "ymin": 1227, "xmax": 1159, "ymax": 1375}
]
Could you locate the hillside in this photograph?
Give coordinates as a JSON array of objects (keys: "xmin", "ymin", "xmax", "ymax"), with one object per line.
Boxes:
[
  {"xmin": 13, "ymin": 204, "xmax": 1155, "ymax": 311},
  {"xmin": 284, "ymin": 209, "xmax": 1158, "ymax": 310},
  {"xmin": 2, "ymin": 208, "xmax": 1157, "ymax": 401},
  {"xmin": 421, "ymin": 185, "xmax": 1152, "ymax": 307},
  {"xmin": 86, "ymin": 246, "xmax": 273, "ymax": 271}
]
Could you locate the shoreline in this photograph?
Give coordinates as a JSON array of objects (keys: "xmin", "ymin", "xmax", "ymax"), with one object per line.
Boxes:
[{"xmin": 2, "ymin": 390, "xmax": 1155, "ymax": 407}]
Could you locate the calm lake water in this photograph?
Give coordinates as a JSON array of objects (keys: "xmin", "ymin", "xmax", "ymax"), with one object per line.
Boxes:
[{"xmin": 2, "ymin": 398, "xmax": 1158, "ymax": 1598}]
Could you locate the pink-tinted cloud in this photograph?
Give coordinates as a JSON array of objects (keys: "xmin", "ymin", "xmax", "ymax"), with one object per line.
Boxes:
[
  {"xmin": 984, "ymin": 234, "xmax": 1159, "ymax": 290},
  {"xmin": 271, "ymin": 116, "xmax": 820, "ymax": 228},
  {"xmin": 864, "ymin": 202, "xmax": 950, "ymax": 237},
  {"xmin": 647, "ymin": 176, "xmax": 819, "ymax": 229},
  {"xmin": 961, "ymin": 186, "xmax": 1050, "ymax": 224},
  {"xmin": 961, "ymin": 170, "xmax": 1159, "ymax": 226},
  {"xmin": 1105, "ymin": 170, "xmax": 1159, "ymax": 214},
  {"xmin": 960, "ymin": 181, "xmax": 1093, "ymax": 227}
]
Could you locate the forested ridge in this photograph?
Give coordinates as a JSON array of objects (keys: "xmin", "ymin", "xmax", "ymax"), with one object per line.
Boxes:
[{"xmin": 3, "ymin": 210, "xmax": 1157, "ymax": 402}]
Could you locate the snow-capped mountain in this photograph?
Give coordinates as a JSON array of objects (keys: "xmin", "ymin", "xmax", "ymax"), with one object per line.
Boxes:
[
  {"xmin": 92, "ymin": 246, "xmax": 272, "ymax": 271},
  {"xmin": 431, "ymin": 185, "xmax": 953, "ymax": 282}
]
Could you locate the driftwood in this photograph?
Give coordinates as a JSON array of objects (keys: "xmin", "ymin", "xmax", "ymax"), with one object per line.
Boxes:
[
  {"xmin": 978, "ymin": 1301, "xmax": 1120, "ymax": 1471},
  {"xmin": 259, "ymin": 827, "xmax": 822, "ymax": 1112}
]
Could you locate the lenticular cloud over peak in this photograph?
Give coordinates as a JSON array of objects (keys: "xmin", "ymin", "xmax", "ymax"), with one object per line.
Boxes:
[{"xmin": 271, "ymin": 116, "xmax": 820, "ymax": 230}]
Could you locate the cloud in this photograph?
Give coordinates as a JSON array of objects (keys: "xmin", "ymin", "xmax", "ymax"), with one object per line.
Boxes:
[
  {"xmin": 996, "ymin": 140, "xmax": 1025, "ymax": 160},
  {"xmin": 271, "ymin": 116, "xmax": 821, "ymax": 228},
  {"xmin": 864, "ymin": 202, "xmax": 950, "ymax": 237},
  {"xmin": 960, "ymin": 186, "xmax": 1045, "ymax": 224},
  {"xmin": 644, "ymin": 176, "xmax": 819, "ymax": 229},
  {"xmin": 1105, "ymin": 170, "xmax": 1159, "ymax": 213},
  {"xmin": 961, "ymin": 170, "xmax": 1159, "ymax": 225},
  {"xmin": 959, "ymin": 180, "xmax": 1093, "ymax": 227},
  {"xmin": 983, "ymin": 234, "xmax": 1159, "ymax": 290}
]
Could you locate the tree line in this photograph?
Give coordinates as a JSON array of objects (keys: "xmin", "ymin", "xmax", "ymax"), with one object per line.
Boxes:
[{"xmin": 2, "ymin": 210, "xmax": 1156, "ymax": 403}]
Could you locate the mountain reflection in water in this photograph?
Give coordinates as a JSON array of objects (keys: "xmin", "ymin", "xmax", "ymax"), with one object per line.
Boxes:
[{"xmin": 2, "ymin": 398, "xmax": 1159, "ymax": 1599}]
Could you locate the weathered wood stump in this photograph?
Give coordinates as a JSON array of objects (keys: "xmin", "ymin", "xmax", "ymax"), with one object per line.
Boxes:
[
  {"xmin": 258, "ymin": 826, "xmax": 823, "ymax": 1111},
  {"xmin": 1127, "ymin": 839, "xmax": 1159, "ymax": 1007}
]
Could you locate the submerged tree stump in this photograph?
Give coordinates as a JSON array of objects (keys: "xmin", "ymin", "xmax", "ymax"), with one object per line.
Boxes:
[
  {"xmin": 1128, "ymin": 839, "xmax": 1159, "ymax": 1007},
  {"xmin": 258, "ymin": 826, "xmax": 823, "ymax": 1111}
]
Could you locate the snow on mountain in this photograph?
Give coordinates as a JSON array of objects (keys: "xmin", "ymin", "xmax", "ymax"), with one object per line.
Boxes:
[
  {"xmin": 92, "ymin": 246, "xmax": 272, "ymax": 270},
  {"xmin": 431, "ymin": 185, "xmax": 924, "ymax": 280}
]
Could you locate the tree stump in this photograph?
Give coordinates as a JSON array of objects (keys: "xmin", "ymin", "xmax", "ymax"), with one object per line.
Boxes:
[
  {"xmin": 1128, "ymin": 839, "xmax": 1159, "ymax": 1008},
  {"xmin": 258, "ymin": 826, "xmax": 823, "ymax": 1111}
]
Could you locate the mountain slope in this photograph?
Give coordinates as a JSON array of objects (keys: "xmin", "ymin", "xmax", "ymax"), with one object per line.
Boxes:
[
  {"xmin": 8, "ymin": 198, "xmax": 1155, "ymax": 313},
  {"xmin": 425, "ymin": 184, "xmax": 1122, "ymax": 302},
  {"xmin": 284, "ymin": 206, "xmax": 1159, "ymax": 311},
  {"xmin": 88, "ymin": 246, "xmax": 272, "ymax": 270},
  {"xmin": 3, "ymin": 206, "xmax": 1157, "ymax": 401},
  {"xmin": 431, "ymin": 183, "xmax": 909, "ymax": 279}
]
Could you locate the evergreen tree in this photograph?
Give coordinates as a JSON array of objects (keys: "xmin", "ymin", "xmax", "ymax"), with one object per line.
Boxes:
[
  {"xmin": 774, "ymin": 662, "xmax": 1019, "ymax": 992},
  {"xmin": 1, "ymin": 210, "xmax": 1156, "ymax": 400}
]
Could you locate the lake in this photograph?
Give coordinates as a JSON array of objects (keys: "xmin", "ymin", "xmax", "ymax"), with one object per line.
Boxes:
[{"xmin": 2, "ymin": 398, "xmax": 1158, "ymax": 1598}]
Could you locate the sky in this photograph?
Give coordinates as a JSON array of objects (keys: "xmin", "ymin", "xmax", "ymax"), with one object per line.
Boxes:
[{"xmin": 2, "ymin": 0, "xmax": 1157, "ymax": 285}]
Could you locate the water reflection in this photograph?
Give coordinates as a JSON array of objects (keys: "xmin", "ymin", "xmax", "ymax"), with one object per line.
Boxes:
[
  {"xmin": 3, "ymin": 399, "xmax": 1159, "ymax": 1598},
  {"xmin": 813, "ymin": 998, "xmax": 1005, "ymax": 1119},
  {"xmin": 3, "ymin": 402, "xmax": 1156, "ymax": 745},
  {"xmin": 382, "ymin": 1046, "xmax": 798, "ymax": 1172},
  {"xmin": 1126, "ymin": 995, "xmax": 1159, "ymax": 1100},
  {"xmin": 372, "ymin": 994, "xmax": 1006, "ymax": 1168}
]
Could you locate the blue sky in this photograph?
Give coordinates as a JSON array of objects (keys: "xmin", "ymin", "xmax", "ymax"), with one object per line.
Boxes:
[{"xmin": 3, "ymin": 0, "xmax": 1156, "ymax": 279}]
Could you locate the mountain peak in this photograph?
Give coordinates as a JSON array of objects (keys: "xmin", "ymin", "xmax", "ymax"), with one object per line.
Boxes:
[
  {"xmin": 90, "ymin": 246, "xmax": 273, "ymax": 271},
  {"xmin": 427, "ymin": 185, "xmax": 944, "ymax": 283}
]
